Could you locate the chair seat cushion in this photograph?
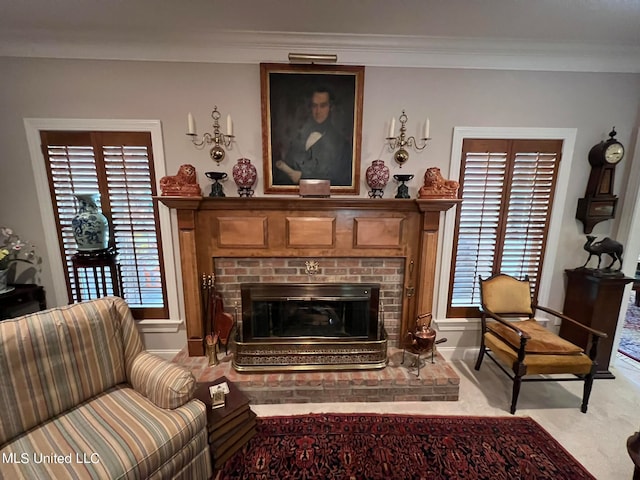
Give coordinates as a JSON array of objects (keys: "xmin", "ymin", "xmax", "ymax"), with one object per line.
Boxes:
[
  {"xmin": 487, "ymin": 319, "xmax": 583, "ymax": 355},
  {"xmin": 484, "ymin": 333, "xmax": 593, "ymax": 375}
]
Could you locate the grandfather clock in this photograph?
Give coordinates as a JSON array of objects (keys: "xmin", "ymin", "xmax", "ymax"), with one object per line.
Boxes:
[
  {"xmin": 561, "ymin": 268, "xmax": 633, "ymax": 378},
  {"xmin": 576, "ymin": 128, "xmax": 624, "ymax": 233}
]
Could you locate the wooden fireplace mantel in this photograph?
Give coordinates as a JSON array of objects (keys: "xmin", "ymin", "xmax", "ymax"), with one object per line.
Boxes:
[{"xmin": 156, "ymin": 196, "xmax": 460, "ymax": 356}]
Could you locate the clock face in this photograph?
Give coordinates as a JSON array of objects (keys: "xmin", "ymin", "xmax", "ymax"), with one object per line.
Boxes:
[{"xmin": 604, "ymin": 142, "xmax": 624, "ymax": 164}]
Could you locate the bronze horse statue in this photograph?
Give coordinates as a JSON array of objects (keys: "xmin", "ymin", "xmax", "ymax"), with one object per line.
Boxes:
[{"xmin": 582, "ymin": 235, "xmax": 624, "ymax": 270}]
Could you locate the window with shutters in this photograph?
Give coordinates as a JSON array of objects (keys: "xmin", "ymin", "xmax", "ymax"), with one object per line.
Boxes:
[
  {"xmin": 40, "ymin": 131, "xmax": 168, "ymax": 319},
  {"xmin": 447, "ymin": 138, "xmax": 562, "ymax": 318}
]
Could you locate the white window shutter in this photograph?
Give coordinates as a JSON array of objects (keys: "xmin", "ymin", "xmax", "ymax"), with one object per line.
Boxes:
[
  {"xmin": 41, "ymin": 131, "xmax": 168, "ymax": 318},
  {"xmin": 448, "ymin": 139, "xmax": 561, "ymax": 316}
]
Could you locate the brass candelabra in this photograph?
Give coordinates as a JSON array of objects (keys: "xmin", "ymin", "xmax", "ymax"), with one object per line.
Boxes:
[
  {"xmin": 386, "ymin": 110, "xmax": 430, "ymax": 167},
  {"xmin": 187, "ymin": 106, "xmax": 235, "ymax": 165}
]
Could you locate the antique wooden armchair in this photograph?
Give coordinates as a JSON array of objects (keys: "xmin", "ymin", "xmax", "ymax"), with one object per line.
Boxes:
[{"xmin": 475, "ymin": 273, "xmax": 607, "ymax": 414}]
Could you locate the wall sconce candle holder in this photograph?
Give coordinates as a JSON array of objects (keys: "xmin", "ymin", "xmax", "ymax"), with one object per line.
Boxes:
[
  {"xmin": 386, "ymin": 110, "xmax": 430, "ymax": 167},
  {"xmin": 186, "ymin": 106, "xmax": 235, "ymax": 165}
]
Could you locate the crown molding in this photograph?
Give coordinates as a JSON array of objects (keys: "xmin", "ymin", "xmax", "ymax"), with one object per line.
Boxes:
[{"xmin": 2, "ymin": 29, "xmax": 639, "ymax": 73}]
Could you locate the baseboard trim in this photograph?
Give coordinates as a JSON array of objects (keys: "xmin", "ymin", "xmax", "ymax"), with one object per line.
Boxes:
[
  {"xmin": 137, "ymin": 318, "xmax": 183, "ymax": 333},
  {"xmin": 434, "ymin": 318, "xmax": 481, "ymax": 332},
  {"xmin": 438, "ymin": 346, "xmax": 480, "ymax": 362},
  {"xmin": 147, "ymin": 349, "xmax": 182, "ymax": 361}
]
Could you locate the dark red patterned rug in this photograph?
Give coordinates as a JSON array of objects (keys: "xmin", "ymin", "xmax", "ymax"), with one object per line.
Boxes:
[{"xmin": 217, "ymin": 414, "xmax": 594, "ymax": 479}]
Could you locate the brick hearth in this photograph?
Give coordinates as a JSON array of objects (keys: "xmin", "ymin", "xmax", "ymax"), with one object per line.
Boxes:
[{"xmin": 173, "ymin": 348, "xmax": 460, "ymax": 404}]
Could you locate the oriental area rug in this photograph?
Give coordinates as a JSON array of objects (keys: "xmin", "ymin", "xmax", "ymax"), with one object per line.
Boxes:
[
  {"xmin": 619, "ymin": 298, "xmax": 640, "ymax": 362},
  {"xmin": 217, "ymin": 414, "xmax": 594, "ymax": 480}
]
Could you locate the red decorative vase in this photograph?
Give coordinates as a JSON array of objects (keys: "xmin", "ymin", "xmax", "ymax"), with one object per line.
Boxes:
[
  {"xmin": 366, "ymin": 160, "xmax": 390, "ymax": 198},
  {"xmin": 232, "ymin": 158, "xmax": 257, "ymax": 197}
]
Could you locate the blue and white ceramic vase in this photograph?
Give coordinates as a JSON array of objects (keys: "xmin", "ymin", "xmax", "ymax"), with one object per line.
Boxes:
[{"xmin": 71, "ymin": 193, "xmax": 109, "ymax": 251}]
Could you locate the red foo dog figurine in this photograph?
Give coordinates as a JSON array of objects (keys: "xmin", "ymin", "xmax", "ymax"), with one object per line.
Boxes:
[
  {"xmin": 160, "ymin": 164, "xmax": 202, "ymax": 197},
  {"xmin": 418, "ymin": 167, "xmax": 459, "ymax": 199}
]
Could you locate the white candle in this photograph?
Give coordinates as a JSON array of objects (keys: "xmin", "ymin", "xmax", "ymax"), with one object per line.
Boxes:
[
  {"xmin": 187, "ymin": 112, "xmax": 196, "ymax": 135},
  {"xmin": 424, "ymin": 118, "xmax": 430, "ymax": 139},
  {"xmin": 388, "ymin": 117, "xmax": 396, "ymax": 138},
  {"xmin": 227, "ymin": 114, "xmax": 233, "ymax": 136}
]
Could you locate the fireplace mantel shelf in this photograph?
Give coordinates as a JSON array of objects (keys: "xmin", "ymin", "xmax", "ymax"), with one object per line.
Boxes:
[
  {"xmin": 157, "ymin": 195, "xmax": 460, "ymax": 356},
  {"xmin": 156, "ymin": 196, "xmax": 461, "ymax": 213}
]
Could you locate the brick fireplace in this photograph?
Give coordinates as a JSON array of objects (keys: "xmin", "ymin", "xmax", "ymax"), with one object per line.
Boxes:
[
  {"xmin": 213, "ymin": 257, "xmax": 403, "ymax": 370},
  {"xmin": 215, "ymin": 257, "xmax": 404, "ymax": 340},
  {"xmin": 160, "ymin": 196, "xmax": 462, "ymax": 402},
  {"xmin": 157, "ymin": 197, "xmax": 460, "ymax": 357}
]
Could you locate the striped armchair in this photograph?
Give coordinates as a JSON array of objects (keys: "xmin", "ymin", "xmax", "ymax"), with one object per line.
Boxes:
[{"xmin": 0, "ymin": 297, "xmax": 211, "ymax": 479}]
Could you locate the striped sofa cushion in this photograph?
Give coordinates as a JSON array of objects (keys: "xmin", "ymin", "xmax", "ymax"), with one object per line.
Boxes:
[
  {"xmin": 0, "ymin": 298, "xmax": 129, "ymax": 445},
  {"xmin": 129, "ymin": 352, "xmax": 196, "ymax": 409},
  {"xmin": 0, "ymin": 385, "xmax": 209, "ymax": 479},
  {"xmin": 111, "ymin": 296, "xmax": 145, "ymax": 378}
]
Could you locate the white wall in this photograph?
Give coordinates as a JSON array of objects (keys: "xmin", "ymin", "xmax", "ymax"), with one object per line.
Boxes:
[{"xmin": 1, "ymin": 56, "xmax": 638, "ymax": 356}]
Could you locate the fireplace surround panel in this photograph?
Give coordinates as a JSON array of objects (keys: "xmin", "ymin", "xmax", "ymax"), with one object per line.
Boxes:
[{"xmin": 156, "ymin": 197, "xmax": 460, "ymax": 356}]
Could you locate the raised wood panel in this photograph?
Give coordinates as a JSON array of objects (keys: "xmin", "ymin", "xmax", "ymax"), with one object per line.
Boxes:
[
  {"xmin": 217, "ymin": 217, "xmax": 268, "ymax": 247},
  {"xmin": 178, "ymin": 228, "xmax": 204, "ymax": 356},
  {"xmin": 414, "ymin": 212, "xmax": 444, "ymax": 329},
  {"xmin": 354, "ymin": 217, "xmax": 403, "ymax": 248},
  {"xmin": 287, "ymin": 217, "xmax": 335, "ymax": 247}
]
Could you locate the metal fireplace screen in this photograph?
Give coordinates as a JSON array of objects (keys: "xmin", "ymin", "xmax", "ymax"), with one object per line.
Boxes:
[{"xmin": 240, "ymin": 283, "xmax": 380, "ymax": 342}]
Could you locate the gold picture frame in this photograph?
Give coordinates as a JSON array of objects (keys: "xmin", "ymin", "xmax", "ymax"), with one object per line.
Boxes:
[{"xmin": 260, "ymin": 63, "xmax": 364, "ymax": 195}]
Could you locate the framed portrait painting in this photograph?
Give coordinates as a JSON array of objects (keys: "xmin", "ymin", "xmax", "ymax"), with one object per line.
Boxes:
[{"xmin": 260, "ymin": 63, "xmax": 364, "ymax": 195}]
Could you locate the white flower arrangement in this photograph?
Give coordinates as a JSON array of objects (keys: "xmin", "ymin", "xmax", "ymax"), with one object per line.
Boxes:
[{"xmin": 0, "ymin": 226, "xmax": 40, "ymax": 271}]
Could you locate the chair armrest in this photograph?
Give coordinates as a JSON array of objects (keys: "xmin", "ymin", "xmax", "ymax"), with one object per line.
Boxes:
[
  {"xmin": 533, "ymin": 304, "xmax": 608, "ymax": 339},
  {"xmin": 482, "ymin": 307, "xmax": 532, "ymax": 362},
  {"xmin": 481, "ymin": 307, "xmax": 531, "ymax": 340},
  {"xmin": 128, "ymin": 351, "xmax": 196, "ymax": 409}
]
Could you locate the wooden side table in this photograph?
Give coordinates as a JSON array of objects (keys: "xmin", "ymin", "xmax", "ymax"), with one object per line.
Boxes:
[
  {"xmin": 561, "ymin": 268, "xmax": 633, "ymax": 378},
  {"xmin": 193, "ymin": 377, "xmax": 256, "ymax": 470},
  {"xmin": 0, "ymin": 284, "xmax": 46, "ymax": 320},
  {"xmin": 71, "ymin": 247, "xmax": 122, "ymax": 302}
]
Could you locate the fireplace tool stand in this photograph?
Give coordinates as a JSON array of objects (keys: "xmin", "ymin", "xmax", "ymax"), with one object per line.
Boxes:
[{"xmin": 401, "ymin": 340, "xmax": 447, "ymax": 377}]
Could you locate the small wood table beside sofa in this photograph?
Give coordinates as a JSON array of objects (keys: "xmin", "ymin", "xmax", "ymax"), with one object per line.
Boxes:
[{"xmin": 0, "ymin": 296, "xmax": 212, "ymax": 479}]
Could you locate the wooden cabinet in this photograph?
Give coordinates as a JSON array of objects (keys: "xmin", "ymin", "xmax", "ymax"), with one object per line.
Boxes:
[
  {"xmin": 560, "ymin": 268, "xmax": 633, "ymax": 378},
  {"xmin": 0, "ymin": 284, "xmax": 46, "ymax": 320}
]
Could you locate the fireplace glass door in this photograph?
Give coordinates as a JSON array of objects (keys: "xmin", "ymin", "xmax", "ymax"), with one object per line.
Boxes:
[{"xmin": 241, "ymin": 283, "xmax": 380, "ymax": 341}]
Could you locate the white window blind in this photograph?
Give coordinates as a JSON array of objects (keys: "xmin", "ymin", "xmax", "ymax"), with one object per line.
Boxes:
[
  {"xmin": 448, "ymin": 139, "xmax": 562, "ymax": 317},
  {"xmin": 41, "ymin": 131, "xmax": 168, "ymax": 319}
]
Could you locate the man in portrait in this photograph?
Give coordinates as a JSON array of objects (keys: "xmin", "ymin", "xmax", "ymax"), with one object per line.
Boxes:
[{"xmin": 274, "ymin": 86, "xmax": 353, "ymax": 186}]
